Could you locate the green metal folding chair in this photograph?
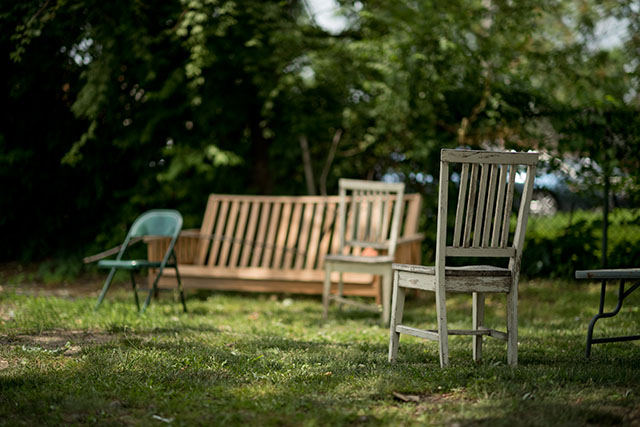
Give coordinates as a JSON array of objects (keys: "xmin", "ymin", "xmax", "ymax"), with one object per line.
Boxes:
[{"xmin": 95, "ymin": 209, "xmax": 187, "ymax": 313}]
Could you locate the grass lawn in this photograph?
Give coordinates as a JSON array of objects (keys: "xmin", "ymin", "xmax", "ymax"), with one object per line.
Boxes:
[{"xmin": 1, "ymin": 278, "xmax": 639, "ymax": 426}]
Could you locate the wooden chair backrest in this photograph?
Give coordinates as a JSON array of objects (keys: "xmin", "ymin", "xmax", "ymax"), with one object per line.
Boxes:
[
  {"xmin": 436, "ymin": 150, "xmax": 538, "ymax": 267},
  {"xmin": 194, "ymin": 192, "xmax": 421, "ymax": 271},
  {"xmin": 337, "ymin": 179, "xmax": 405, "ymax": 258}
]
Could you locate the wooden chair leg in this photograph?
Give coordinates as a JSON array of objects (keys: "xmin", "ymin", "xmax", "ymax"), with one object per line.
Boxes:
[
  {"xmin": 507, "ymin": 287, "xmax": 518, "ymax": 366},
  {"xmin": 337, "ymin": 272, "xmax": 344, "ymax": 311},
  {"xmin": 473, "ymin": 292, "xmax": 485, "ymax": 362},
  {"xmin": 381, "ymin": 268, "xmax": 392, "ymax": 325},
  {"xmin": 322, "ymin": 265, "xmax": 332, "ymax": 320},
  {"xmin": 435, "ymin": 283, "xmax": 449, "ymax": 367},
  {"xmin": 388, "ymin": 271, "xmax": 405, "ymax": 363}
]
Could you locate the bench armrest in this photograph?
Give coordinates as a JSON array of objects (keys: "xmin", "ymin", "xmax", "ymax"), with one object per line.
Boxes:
[
  {"xmin": 145, "ymin": 229, "xmax": 202, "ymax": 264},
  {"xmin": 394, "ymin": 233, "xmax": 424, "ymax": 265}
]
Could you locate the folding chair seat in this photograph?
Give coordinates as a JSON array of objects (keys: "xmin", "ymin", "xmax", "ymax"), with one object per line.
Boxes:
[
  {"xmin": 95, "ymin": 209, "xmax": 187, "ymax": 313},
  {"xmin": 389, "ymin": 149, "xmax": 538, "ymax": 366}
]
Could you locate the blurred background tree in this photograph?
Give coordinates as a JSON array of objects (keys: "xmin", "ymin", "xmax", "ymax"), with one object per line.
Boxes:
[{"xmin": 2, "ymin": 0, "xmax": 638, "ymax": 275}]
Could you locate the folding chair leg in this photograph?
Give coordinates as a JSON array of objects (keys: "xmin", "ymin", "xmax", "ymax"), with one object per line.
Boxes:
[
  {"xmin": 473, "ymin": 292, "xmax": 485, "ymax": 362},
  {"xmin": 435, "ymin": 283, "xmax": 449, "ymax": 368},
  {"xmin": 95, "ymin": 268, "xmax": 117, "ymax": 310},
  {"xmin": 507, "ymin": 288, "xmax": 518, "ymax": 366},
  {"xmin": 381, "ymin": 269, "xmax": 392, "ymax": 325},
  {"xmin": 388, "ymin": 271, "xmax": 405, "ymax": 363},
  {"xmin": 322, "ymin": 265, "xmax": 332, "ymax": 320},
  {"xmin": 130, "ymin": 271, "xmax": 140, "ymax": 312},
  {"xmin": 175, "ymin": 266, "xmax": 187, "ymax": 313},
  {"xmin": 141, "ymin": 267, "xmax": 164, "ymax": 314}
]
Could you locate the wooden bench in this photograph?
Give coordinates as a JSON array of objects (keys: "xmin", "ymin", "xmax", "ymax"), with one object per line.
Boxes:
[{"xmin": 146, "ymin": 193, "xmax": 424, "ymax": 301}]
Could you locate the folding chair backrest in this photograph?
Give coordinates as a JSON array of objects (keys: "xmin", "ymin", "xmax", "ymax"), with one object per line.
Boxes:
[
  {"xmin": 117, "ymin": 210, "xmax": 183, "ymax": 261},
  {"xmin": 338, "ymin": 179, "xmax": 405, "ymax": 257},
  {"xmin": 129, "ymin": 210, "xmax": 183, "ymax": 239},
  {"xmin": 437, "ymin": 150, "xmax": 538, "ymax": 264}
]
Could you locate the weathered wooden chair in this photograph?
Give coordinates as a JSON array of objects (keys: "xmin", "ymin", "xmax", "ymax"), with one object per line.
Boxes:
[
  {"xmin": 389, "ymin": 149, "xmax": 538, "ymax": 367},
  {"xmin": 323, "ymin": 179, "xmax": 405, "ymax": 324},
  {"xmin": 95, "ymin": 209, "xmax": 187, "ymax": 313}
]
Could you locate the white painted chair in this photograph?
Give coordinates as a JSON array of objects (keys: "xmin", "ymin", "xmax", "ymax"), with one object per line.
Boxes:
[
  {"xmin": 323, "ymin": 179, "xmax": 405, "ymax": 324},
  {"xmin": 389, "ymin": 149, "xmax": 538, "ymax": 367}
]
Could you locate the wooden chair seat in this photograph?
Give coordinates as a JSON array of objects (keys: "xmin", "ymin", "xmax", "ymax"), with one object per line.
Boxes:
[{"xmin": 324, "ymin": 254, "xmax": 395, "ymax": 264}]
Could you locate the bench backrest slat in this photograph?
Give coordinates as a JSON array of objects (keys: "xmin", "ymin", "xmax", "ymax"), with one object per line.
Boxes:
[{"xmin": 195, "ymin": 193, "xmax": 422, "ymax": 271}]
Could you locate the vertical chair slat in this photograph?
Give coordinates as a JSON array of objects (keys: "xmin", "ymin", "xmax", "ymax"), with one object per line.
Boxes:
[
  {"xmin": 370, "ymin": 193, "xmax": 382, "ymax": 243},
  {"xmin": 228, "ymin": 201, "xmax": 250, "ymax": 268},
  {"xmin": 472, "ymin": 164, "xmax": 489, "ymax": 247},
  {"xmin": 482, "ymin": 164, "xmax": 499, "ymax": 247},
  {"xmin": 196, "ymin": 197, "xmax": 218, "ymax": 265},
  {"xmin": 317, "ymin": 201, "xmax": 337, "ymax": 269},
  {"xmin": 261, "ymin": 202, "xmax": 282, "ymax": 268},
  {"xmin": 294, "ymin": 203, "xmax": 315, "ymax": 269},
  {"xmin": 501, "ymin": 165, "xmax": 517, "ymax": 248},
  {"xmin": 453, "ymin": 163, "xmax": 470, "ymax": 247},
  {"xmin": 250, "ymin": 201, "xmax": 271, "ymax": 267},
  {"xmin": 380, "ymin": 194, "xmax": 393, "ymax": 244},
  {"xmin": 218, "ymin": 200, "xmax": 239, "ymax": 266},
  {"xmin": 305, "ymin": 201, "xmax": 325, "ymax": 269},
  {"xmin": 282, "ymin": 202, "xmax": 302, "ymax": 270},
  {"xmin": 350, "ymin": 190, "xmax": 359, "ymax": 243},
  {"xmin": 207, "ymin": 200, "xmax": 229, "ymax": 267},
  {"xmin": 463, "ymin": 163, "xmax": 479, "ymax": 247},
  {"xmin": 272, "ymin": 201, "xmax": 292, "ymax": 269},
  {"xmin": 239, "ymin": 201, "xmax": 260, "ymax": 267},
  {"xmin": 491, "ymin": 165, "xmax": 508, "ymax": 247}
]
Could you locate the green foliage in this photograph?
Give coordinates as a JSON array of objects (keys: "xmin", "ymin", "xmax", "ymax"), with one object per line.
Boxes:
[
  {"xmin": 2, "ymin": 0, "xmax": 640, "ymax": 271},
  {"xmin": 0, "ymin": 280, "xmax": 639, "ymax": 425},
  {"xmin": 523, "ymin": 209, "xmax": 640, "ymax": 279}
]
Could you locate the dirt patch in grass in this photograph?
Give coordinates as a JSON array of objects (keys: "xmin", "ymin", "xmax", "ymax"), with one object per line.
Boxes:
[{"xmin": 0, "ymin": 328, "xmax": 116, "ymax": 352}]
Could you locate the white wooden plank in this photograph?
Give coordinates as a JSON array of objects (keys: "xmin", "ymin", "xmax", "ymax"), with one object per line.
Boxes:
[
  {"xmin": 395, "ymin": 325, "xmax": 439, "ymax": 341},
  {"xmin": 463, "ymin": 163, "xmax": 478, "ymax": 247},
  {"xmin": 500, "ymin": 164, "xmax": 517, "ymax": 248},
  {"xmin": 491, "ymin": 165, "xmax": 508, "ymax": 247},
  {"xmin": 472, "ymin": 164, "xmax": 489, "ymax": 247},
  {"xmin": 482, "ymin": 164, "xmax": 499, "ymax": 247},
  {"xmin": 441, "ymin": 149, "xmax": 539, "ymax": 165},
  {"xmin": 453, "ymin": 163, "xmax": 470, "ymax": 247}
]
